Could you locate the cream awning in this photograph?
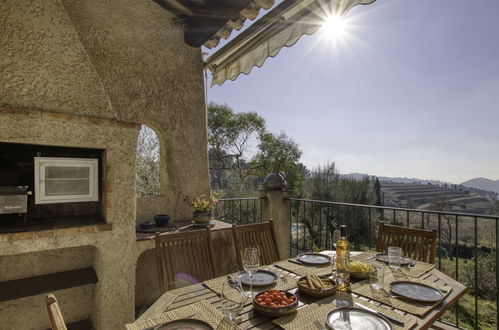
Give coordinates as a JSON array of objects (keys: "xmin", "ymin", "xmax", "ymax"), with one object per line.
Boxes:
[{"xmin": 205, "ymin": 0, "xmax": 376, "ymax": 86}]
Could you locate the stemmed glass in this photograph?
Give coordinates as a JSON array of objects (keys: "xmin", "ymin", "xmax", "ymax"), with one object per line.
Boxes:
[
  {"xmin": 220, "ymin": 278, "xmax": 246, "ymax": 322},
  {"xmin": 242, "ymin": 247, "xmax": 260, "ymax": 297}
]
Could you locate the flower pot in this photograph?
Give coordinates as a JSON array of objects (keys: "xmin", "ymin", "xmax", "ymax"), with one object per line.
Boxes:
[
  {"xmin": 192, "ymin": 211, "xmax": 213, "ymax": 223},
  {"xmin": 154, "ymin": 214, "xmax": 170, "ymax": 227}
]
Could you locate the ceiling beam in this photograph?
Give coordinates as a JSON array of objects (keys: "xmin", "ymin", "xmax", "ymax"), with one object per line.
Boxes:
[{"xmin": 184, "ymin": 0, "xmax": 255, "ymax": 47}]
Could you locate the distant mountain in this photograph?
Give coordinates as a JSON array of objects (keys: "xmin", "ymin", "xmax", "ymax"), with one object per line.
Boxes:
[{"xmin": 461, "ymin": 178, "xmax": 499, "ymax": 194}]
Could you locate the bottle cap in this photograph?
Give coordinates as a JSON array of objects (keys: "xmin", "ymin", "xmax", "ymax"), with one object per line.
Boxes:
[{"xmin": 340, "ymin": 225, "xmax": 347, "ymax": 237}]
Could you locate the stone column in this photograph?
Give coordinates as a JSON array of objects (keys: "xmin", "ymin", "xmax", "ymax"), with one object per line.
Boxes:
[
  {"xmin": 92, "ymin": 233, "xmax": 137, "ymax": 329},
  {"xmin": 261, "ymin": 189, "xmax": 291, "ymax": 259}
]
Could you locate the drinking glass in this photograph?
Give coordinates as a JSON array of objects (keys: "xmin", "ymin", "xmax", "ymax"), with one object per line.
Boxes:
[
  {"xmin": 369, "ymin": 264, "xmax": 384, "ymax": 290},
  {"xmin": 388, "ymin": 246, "xmax": 402, "ymax": 269},
  {"xmin": 220, "ymin": 279, "xmax": 245, "ymax": 322},
  {"xmin": 242, "ymin": 247, "xmax": 260, "ymax": 297},
  {"xmin": 330, "ymin": 254, "xmax": 349, "ymax": 307}
]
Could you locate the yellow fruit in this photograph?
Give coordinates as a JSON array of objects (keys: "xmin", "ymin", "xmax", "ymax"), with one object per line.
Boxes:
[{"xmin": 349, "ymin": 261, "xmax": 373, "ymax": 273}]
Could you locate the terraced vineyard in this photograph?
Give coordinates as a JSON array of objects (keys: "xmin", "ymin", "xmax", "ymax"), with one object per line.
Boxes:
[{"xmin": 381, "ymin": 182, "xmax": 494, "ymax": 214}]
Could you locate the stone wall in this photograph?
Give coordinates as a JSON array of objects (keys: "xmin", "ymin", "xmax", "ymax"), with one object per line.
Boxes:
[
  {"xmin": 0, "ymin": 0, "xmax": 210, "ymax": 221},
  {"xmin": 61, "ymin": 0, "xmax": 211, "ymax": 219},
  {"xmin": 0, "ymin": 108, "xmax": 140, "ymax": 329},
  {"xmin": 0, "ymin": 247, "xmax": 96, "ymax": 329},
  {"xmin": 0, "ymin": 0, "xmax": 210, "ymax": 328},
  {"xmin": 0, "ymin": 0, "xmax": 114, "ymax": 117}
]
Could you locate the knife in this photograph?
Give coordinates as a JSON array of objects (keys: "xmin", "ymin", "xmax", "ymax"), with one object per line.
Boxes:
[
  {"xmin": 288, "ymin": 259, "xmax": 303, "ymax": 265},
  {"xmin": 354, "ymin": 302, "xmax": 405, "ymax": 326}
]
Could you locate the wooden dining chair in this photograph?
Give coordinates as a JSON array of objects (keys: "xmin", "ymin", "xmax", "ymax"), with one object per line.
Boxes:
[
  {"xmin": 45, "ymin": 294, "xmax": 68, "ymax": 330},
  {"xmin": 232, "ymin": 220, "xmax": 280, "ymax": 270},
  {"xmin": 155, "ymin": 228, "xmax": 217, "ymax": 291},
  {"xmin": 376, "ymin": 221, "xmax": 438, "ymax": 264}
]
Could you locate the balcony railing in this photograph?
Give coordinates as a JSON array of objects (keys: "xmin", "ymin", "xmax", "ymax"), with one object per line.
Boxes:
[
  {"xmin": 215, "ymin": 195, "xmax": 499, "ymax": 329},
  {"xmin": 288, "ymin": 198, "xmax": 499, "ymax": 330},
  {"xmin": 214, "ymin": 197, "xmax": 265, "ymax": 225}
]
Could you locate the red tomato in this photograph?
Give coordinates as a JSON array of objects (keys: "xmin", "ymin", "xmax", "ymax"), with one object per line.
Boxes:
[{"xmin": 264, "ymin": 298, "xmax": 272, "ymax": 305}]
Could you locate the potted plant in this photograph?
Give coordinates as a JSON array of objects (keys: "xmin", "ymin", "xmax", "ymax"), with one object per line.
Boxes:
[{"xmin": 191, "ymin": 192, "xmax": 218, "ymax": 224}]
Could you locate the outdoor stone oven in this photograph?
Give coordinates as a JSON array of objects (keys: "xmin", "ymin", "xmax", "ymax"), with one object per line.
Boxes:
[
  {"xmin": 0, "ymin": 142, "xmax": 105, "ymax": 232},
  {"xmin": 0, "ymin": 108, "xmax": 141, "ymax": 328}
]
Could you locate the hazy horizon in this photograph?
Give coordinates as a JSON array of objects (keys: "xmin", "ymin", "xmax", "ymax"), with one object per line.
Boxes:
[{"xmin": 207, "ymin": 0, "xmax": 499, "ymax": 184}]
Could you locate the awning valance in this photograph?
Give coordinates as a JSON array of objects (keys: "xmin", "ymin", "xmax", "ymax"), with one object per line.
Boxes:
[{"xmin": 205, "ymin": 0, "xmax": 376, "ymax": 86}]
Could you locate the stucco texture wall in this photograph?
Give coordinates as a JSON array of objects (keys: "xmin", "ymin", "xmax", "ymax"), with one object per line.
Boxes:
[
  {"xmin": 0, "ymin": 247, "xmax": 96, "ymax": 329},
  {"xmin": 0, "ymin": 0, "xmax": 211, "ymax": 328},
  {"xmin": 0, "ymin": 109, "xmax": 140, "ymax": 329},
  {"xmin": 61, "ymin": 0, "xmax": 211, "ymax": 219},
  {"xmin": 1, "ymin": 0, "xmax": 210, "ymax": 221},
  {"xmin": 0, "ymin": 0, "xmax": 114, "ymax": 117}
]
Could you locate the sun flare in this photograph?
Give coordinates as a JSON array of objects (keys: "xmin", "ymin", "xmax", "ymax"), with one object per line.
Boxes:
[{"xmin": 322, "ymin": 14, "xmax": 347, "ymax": 39}]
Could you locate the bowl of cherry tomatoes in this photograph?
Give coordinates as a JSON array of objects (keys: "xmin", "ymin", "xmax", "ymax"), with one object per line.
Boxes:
[{"xmin": 253, "ymin": 289, "xmax": 298, "ymax": 317}]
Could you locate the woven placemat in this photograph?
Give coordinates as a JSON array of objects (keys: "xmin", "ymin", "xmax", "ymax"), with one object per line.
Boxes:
[
  {"xmin": 203, "ymin": 270, "xmax": 297, "ymax": 304},
  {"xmin": 126, "ymin": 300, "xmax": 239, "ymax": 330},
  {"xmin": 352, "ymin": 251, "xmax": 435, "ymax": 278},
  {"xmin": 350, "ymin": 275, "xmax": 451, "ymax": 317},
  {"xmin": 273, "ymin": 294, "xmax": 417, "ymax": 330},
  {"xmin": 273, "ymin": 259, "xmax": 331, "ymax": 276},
  {"xmin": 136, "ymin": 292, "xmax": 178, "ymax": 322}
]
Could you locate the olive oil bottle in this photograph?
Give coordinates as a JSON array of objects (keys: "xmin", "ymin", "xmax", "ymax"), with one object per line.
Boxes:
[{"xmin": 335, "ymin": 225, "xmax": 351, "ymax": 290}]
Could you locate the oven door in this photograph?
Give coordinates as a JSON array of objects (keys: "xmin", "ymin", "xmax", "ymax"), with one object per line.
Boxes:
[{"xmin": 34, "ymin": 157, "xmax": 99, "ymax": 204}]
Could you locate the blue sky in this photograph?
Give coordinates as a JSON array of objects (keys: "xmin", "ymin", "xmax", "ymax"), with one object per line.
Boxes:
[{"xmin": 206, "ymin": 0, "xmax": 499, "ymax": 184}]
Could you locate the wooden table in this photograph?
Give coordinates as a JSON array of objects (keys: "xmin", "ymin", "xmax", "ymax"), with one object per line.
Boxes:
[{"xmin": 139, "ymin": 251, "xmax": 467, "ymax": 330}]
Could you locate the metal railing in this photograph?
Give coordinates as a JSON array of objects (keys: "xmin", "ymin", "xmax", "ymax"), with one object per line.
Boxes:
[
  {"xmin": 287, "ymin": 198, "xmax": 499, "ymax": 330},
  {"xmin": 214, "ymin": 197, "xmax": 265, "ymax": 225}
]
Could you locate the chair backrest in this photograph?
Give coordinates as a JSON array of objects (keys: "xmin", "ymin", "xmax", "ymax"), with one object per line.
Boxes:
[
  {"xmin": 155, "ymin": 228, "xmax": 217, "ymax": 291},
  {"xmin": 232, "ymin": 220, "xmax": 280, "ymax": 270},
  {"xmin": 376, "ymin": 221, "xmax": 437, "ymax": 264},
  {"xmin": 46, "ymin": 294, "xmax": 68, "ymax": 330}
]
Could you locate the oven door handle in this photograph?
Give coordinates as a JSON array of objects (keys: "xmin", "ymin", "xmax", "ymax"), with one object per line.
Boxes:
[{"xmin": 4, "ymin": 205, "xmax": 22, "ymax": 211}]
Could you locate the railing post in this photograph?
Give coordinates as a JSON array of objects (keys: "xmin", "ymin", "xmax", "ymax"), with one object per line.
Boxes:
[{"xmin": 261, "ymin": 189, "xmax": 291, "ymax": 259}]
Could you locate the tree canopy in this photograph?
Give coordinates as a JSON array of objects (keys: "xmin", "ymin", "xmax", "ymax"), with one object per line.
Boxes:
[{"xmin": 208, "ymin": 102, "xmax": 303, "ymax": 195}]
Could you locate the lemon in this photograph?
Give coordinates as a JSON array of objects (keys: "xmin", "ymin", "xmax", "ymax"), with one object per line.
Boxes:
[{"xmin": 349, "ymin": 261, "xmax": 373, "ymax": 273}]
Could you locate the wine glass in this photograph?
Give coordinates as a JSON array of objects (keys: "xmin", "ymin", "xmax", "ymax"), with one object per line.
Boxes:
[
  {"xmin": 220, "ymin": 278, "xmax": 245, "ymax": 322},
  {"xmin": 242, "ymin": 247, "xmax": 260, "ymax": 297},
  {"xmin": 330, "ymin": 254, "xmax": 349, "ymax": 307}
]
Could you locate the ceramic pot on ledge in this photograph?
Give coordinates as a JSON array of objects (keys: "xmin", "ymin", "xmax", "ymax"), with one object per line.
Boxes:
[{"xmin": 192, "ymin": 211, "xmax": 213, "ymax": 223}]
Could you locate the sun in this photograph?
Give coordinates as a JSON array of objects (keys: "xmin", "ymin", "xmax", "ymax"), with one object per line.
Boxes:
[{"xmin": 322, "ymin": 14, "xmax": 347, "ymax": 39}]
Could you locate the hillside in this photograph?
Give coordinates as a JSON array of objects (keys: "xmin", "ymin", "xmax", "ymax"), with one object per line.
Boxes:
[
  {"xmin": 461, "ymin": 178, "xmax": 499, "ymax": 194},
  {"xmin": 381, "ymin": 182, "xmax": 495, "ymax": 215}
]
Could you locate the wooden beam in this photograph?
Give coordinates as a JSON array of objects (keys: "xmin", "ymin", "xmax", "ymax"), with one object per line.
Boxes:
[
  {"xmin": 184, "ymin": 0, "xmax": 255, "ymax": 47},
  {"xmin": 0, "ymin": 268, "xmax": 98, "ymax": 302}
]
